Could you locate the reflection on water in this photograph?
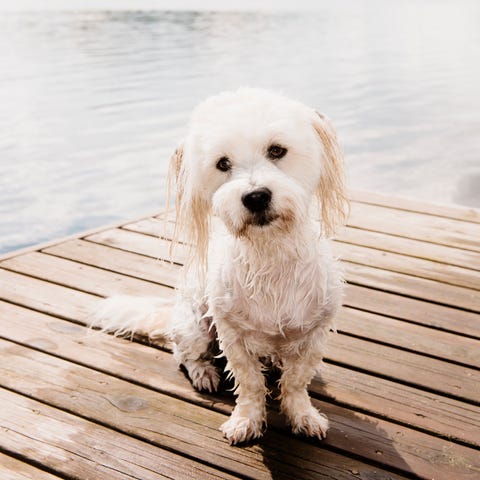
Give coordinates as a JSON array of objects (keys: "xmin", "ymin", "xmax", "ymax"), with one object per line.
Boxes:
[{"xmin": 1, "ymin": 4, "xmax": 480, "ymax": 253}]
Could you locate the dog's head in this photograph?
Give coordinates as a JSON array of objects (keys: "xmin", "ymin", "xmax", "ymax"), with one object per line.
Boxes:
[{"xmin": 168, "ymin": 88, "xmax": 347, "ymax": 267}]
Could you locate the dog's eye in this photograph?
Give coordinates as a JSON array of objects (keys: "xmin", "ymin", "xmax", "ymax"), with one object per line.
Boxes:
[
  {"xmin": 216, "ymin": 156, "xmax": 232, "ymax": 172},
  {"xmin": 267, "ymin": 144, "xmax": 287, "ymax": 160}
]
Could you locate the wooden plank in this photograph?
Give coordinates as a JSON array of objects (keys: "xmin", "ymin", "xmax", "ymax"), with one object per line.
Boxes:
[
  {"xmin": 85, "ymin": 228, "xmax": 186, "ymax": 264},
  {"xmin": 123, "ymin": 217, "xmax": 176, "ymax": 239},
  {"xmin": 0, "ymin": 388, "xmax": 240, "ymax": 480},
  {"xmin": 346, "ymin": 284, "xmax": 480, "ymax": 339},
  {"xmin": 0, "ymin": 266, "xmax": 477, "ymax": 402},
  {"xmin": 344, "ymin": 261, "xmax": 480, "ymax": 312},
  {"xmin": 328, "ymin": 334, "xmax": 480, "ymax": 404},
  {"xmin": 0, "ymin": 210, "xmax": 162, "ymax": 262},
  {"xmin": 0, "ymin": 340, "xmax": 409, "ymax": 480},
  {"xmin": 0, "ymin": 251, "xmax": 173, "ymax": 298},
  {"xmin": 347, "ymin": 203, "xmax": 480, "ymax": 252},
  {"xmin": 349, "ymin": 189, "xmax": 480, "ymax": 224},
  {"xmin": 316, "ymin": 364, "xmax": 480, "ymax": 447},
  {"xmin": 311, "ymin": 398, "xmax": 480, "ymax": 480},
  {"xmin": 0, "ymin": 453, "xmax": 62, "ymax": 480},
  {"xmin": 337, "ymin": 227, "xmax": 480, "ymax": 271},
  {"xmin": 1, "ymin": 301, "xmax": 479, "ymax": 448},
  {"xmin": 334, "ymin": 241, "xmax": 480, "ymax": 290},
  {"xmin": 43, "ymin": 238, "xmax": 179, "ymax": 286},
  {"xmin": 0, "ymin": 268, "xmax": 98, "ymax": 322},
  {"xmin": 337, "ymin": 307, "xmax": 480, "ymax": 368}
]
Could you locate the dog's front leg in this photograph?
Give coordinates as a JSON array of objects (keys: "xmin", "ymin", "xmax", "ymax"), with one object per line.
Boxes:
[
  {"xmin": 279, "ymin": 352, "xmax": 329, "ymax": 439},
  {"xmin": 217, "ymin": 326, "xmax": 267, "ymax": 444}
]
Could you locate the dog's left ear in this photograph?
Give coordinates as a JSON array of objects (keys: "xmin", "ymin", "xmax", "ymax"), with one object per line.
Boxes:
[
  {"xmin": 166, "ymin": 142, "xmax": 211, "ymax": 272},
  {"xmin": 312, "ymin": 111, "xmax": 349, "ymax": 236}
]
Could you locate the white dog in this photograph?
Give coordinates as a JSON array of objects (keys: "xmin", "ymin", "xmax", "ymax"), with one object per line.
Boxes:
[{"xmin": 93, "ymin": 88, "xmax": 347, "ymax": 445}]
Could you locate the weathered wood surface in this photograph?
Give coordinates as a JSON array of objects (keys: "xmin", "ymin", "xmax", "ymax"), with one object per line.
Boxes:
[
  {"xmin": 0, "ymin": 191, "xmax": 479, "ymax": 479},
  {"xmin": 0, "ymin": 452, "xmax": 62, "ymax": 480}
]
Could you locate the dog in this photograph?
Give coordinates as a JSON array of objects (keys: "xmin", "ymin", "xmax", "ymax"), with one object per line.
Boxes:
[{"xmin": 92, "ymin": 88, "xmax": 347, "ymax": 445}]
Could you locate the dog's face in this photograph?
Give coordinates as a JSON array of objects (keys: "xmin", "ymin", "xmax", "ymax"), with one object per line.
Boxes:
[{"xmin": 169, "ymin": 88, "xmax": 346, "ymax": 262}]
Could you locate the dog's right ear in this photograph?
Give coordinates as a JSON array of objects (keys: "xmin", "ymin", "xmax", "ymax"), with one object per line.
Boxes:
[{"xmin": 166, "ymin": 142, "xmax": 211, "ymax": 272}]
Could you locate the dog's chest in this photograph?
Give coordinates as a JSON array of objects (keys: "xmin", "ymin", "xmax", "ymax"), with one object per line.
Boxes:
[{"xmin": 220, "ymin": 255, "xmax": 329, "ymax": 335}]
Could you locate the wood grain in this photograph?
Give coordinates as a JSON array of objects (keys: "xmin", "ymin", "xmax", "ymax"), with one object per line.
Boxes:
[
  {"xmin": 0, "ymin": 300, "xmax": 478, "ymax": 448},
  {"xmin": 344, "ymin": 261, "xmax": 480, "ymax": 312},
  {"xmin": 345, "ymin": 284, "xmax": 480, "ymax": 339},
  {"xmin": 43, "ymin": 238, "xmax": 179, "ymax": 286},
  {"xmin": 1, "ymin": 251, "xmax": 172, "ymax": 298},
  {"xmin": 337, "ymin": 226, "xmax": 480, "ymax": 271},
  {"xmin": 333, "ymin": 241, "xmax": 480, "ymax": 290},
  {"xmin": 349, "ymin": 189, "xmax": 480, "ymax": 224},
  {"xmin": 337, "ymin": 307, "xmax": 480, "ymax": 368},
  {"xmin": 347, "ymin": 202, "xmax": 480, "ymax": 252},
  {"xmin": 0, "ymin": 453, "xmax": 62, "ymax": 480},
  {"xmin": 86, "ymin": 228, "xmax": 186, "ymax": 264},
  {"xmin": 0, "ymin": 388, "xmax": 240, "ymax": 480},
  {"xmin": 0, "ymin": 341, "xmax": 408, "ymax": 480}
]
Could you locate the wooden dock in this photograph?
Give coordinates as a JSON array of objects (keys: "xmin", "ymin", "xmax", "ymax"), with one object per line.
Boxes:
[{"xmin": 1, "ymin": 190, "xmax": 479, "ymax": 480}]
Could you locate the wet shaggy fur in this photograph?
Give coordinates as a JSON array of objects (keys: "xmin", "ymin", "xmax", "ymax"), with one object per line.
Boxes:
[{"xmin": 92, "ymin": 88, "xmax": 348, "ymax": 445}]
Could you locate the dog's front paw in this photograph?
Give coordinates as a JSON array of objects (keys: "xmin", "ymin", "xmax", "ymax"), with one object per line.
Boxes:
[
  {"xmin": 289, "ymin": 407, "xmax": 329, "ymax": 439},
  {"xmin": 221, "ymin": 415, "xmax": 264, "ymax": 445}
]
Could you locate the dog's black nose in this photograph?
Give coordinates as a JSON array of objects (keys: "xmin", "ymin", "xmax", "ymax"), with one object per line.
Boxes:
[{"xmin": 241, "ymin": 187, "xmax": 272, "ymax": 213}]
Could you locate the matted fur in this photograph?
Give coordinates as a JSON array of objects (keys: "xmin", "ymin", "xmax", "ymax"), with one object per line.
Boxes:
[{"xmin": 91, "ymin": 88, "xmax": 348, "ymax": 445}]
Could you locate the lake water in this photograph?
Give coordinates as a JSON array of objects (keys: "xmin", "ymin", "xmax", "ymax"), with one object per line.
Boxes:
[{"xmin": 1, "ymin": 2, "xmax": 480, "ymax": 253}]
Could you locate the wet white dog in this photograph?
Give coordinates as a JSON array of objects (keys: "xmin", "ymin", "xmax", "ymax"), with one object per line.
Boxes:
[{"xmin": 92, "ymin": 88, "xmax": 347, "ymax": 445}]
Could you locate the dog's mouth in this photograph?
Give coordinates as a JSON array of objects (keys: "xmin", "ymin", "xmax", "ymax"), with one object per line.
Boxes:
[
  {"xmin": 234, "ymin": 210, "xmax": 282, "ymax": 238},
  {"xmin": 247, "ymin": 211, "xmax": 279, "ymax": 227}
]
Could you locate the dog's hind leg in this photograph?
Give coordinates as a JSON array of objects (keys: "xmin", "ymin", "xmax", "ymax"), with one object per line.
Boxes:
[{"xmin": 171, "ymin": 297, "xmax": 220, "ymax": 393}]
